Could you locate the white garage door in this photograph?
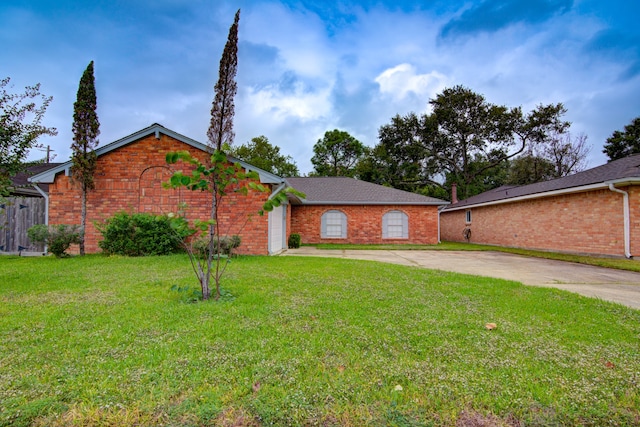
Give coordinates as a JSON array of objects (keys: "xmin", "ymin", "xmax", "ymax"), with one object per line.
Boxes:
[{"xmin": 269, "ymin": 204, "xmax": 285, "ymax": 254}]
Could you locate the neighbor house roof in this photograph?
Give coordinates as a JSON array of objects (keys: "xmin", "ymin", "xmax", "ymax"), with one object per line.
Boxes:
[
  {"xmin": 28, "ymin": 123, "xmax": 284, "ymax": 185},
  {"xmin": 285, "ymin": 177, "xmax": 449, "ymax": 206},
  {"xmin": 7, "ymin": 163, "xmax": 61, "ymax": 196},
  {"xmin": 445, "ymin": 154, "xmax": 640, "ymax": 211}
]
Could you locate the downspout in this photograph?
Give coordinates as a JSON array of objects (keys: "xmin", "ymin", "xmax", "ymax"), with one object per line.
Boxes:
[
  {"xmin": 268, "ymin": 182, "xmax": 287, "ymax": 200},
  {"xmin": 608, "ymin": 183, "xmax": 632, "ymax": 259},
  {"xmin": 437, "ymin": 206, "xmax": 442, "ymax": 243},
  {"xmin": 32, "ymin": 184, "xmax": 49, "ymax": 255}
]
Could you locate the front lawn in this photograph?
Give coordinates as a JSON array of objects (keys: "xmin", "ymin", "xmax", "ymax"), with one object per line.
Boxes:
[{"xmin": 1, "ymin": 255, "xmax": 639, "ymax": 426}]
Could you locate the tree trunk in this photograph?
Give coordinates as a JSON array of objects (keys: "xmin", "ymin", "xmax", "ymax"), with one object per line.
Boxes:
[{"xmin": 80, "ymin": 184, "xmax": 86, "ymax": 255}]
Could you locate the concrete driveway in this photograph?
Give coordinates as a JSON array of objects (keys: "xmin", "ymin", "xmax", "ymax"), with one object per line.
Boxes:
[{"xmin": 282, "ymin": 247, "xmax": 640, "ymax": 309}]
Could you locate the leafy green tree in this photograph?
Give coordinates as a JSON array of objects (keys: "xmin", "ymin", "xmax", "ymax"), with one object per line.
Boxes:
[
  {"xmin": 0, "ymin": 77, "xmax": 57, "ymax": 196},
  {"xmin": 311, "ymin": 129, "xmax": 367, "ymax": 177},
  {"xmin": 230, "ymin": 135, "xmax": 299, "ymax": 177},
  {"xmin": 166, "ymin": 150, "xmax": 297, "ymax": 300},
  {"xmin": 71, "ymin": 61, "xmax": 100, "ymax": 255},
  {"xmin": 505, "ymin": 154, "xmax": 555, "ymax": 185},
  {"xmin": 428, "ymin": 86, "xmax": 568, "ymax": 199},
  {"xmin": 603, "ymin": 117, "xmax": 640, "ymax": 161},
  {"xmin": 364, "ymin": 86, "xmax": 569, "ymax": 199}
]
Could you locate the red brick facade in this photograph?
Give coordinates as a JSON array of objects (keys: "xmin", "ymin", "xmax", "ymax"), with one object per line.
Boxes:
[
  {"xmin": 440, "ymin": 186, "xmax": 639, "ymax": 257},
  {"xmin": 290, "ymin": 205, "xmax": 440, "ymax": 245},
  {"xmin": 47, "ymin": 133, "xmax": 272, "ymax": 254}
]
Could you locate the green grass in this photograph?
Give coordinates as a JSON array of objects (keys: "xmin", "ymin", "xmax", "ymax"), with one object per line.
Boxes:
[
  {"xmin": 312, "ymin": 241, "xmax": 640, "ymax": 273},
  {"xmin": 1, "ymin": 254, "xmax": 639, "ymax": 426}
]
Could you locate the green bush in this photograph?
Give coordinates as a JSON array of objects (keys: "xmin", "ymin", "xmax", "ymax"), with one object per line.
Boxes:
[
  {"xmin": 192, "ymin": 234, "xmax": 242, "ymax": 258},
  {"xmin": 97, "ymin": 212, "xmax": 183, "ymax": 256},
  {"xmin": 288, "ymin": 233, "xmax": 301, "ymax": 249},
  {"xmin": 27, "ymin": 224, "xmax": 82, "ymax": 257}
]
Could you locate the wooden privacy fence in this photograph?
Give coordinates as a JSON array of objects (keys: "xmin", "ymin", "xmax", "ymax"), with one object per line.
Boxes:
[{"xmin": 0, "ymin": 196, "xmax": 46, "ymax": 253}]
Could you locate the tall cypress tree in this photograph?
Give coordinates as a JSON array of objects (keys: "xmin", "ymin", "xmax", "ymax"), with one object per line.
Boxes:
[
  {"xmin": 207, "ymin": 9, "xmax": 239, "ymax": 151},
  {"xmin": 71, "ymin": 61, "xmax": 100, "ymax": 255}
]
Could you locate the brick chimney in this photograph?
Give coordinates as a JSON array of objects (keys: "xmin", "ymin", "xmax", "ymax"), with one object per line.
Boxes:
[{"xmin": 451, "ymin": 183, "xmax": 458, "ymax": 204}]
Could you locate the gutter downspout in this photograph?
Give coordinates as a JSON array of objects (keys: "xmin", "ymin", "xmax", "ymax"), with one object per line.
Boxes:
[
  {"xmin": 268, "ymin": 182, "xmax": 287, "ymax": 200},
  {"xmin": 608, "ymin": 183, "xmax": 632, "ymax": 259},
  {"xmin": 437, "ymin": 206, "xmax": 442, "ymax": 243},
  {"xmin": 32, "ymin": 184, "xmax": 49, "ymax": 255}
]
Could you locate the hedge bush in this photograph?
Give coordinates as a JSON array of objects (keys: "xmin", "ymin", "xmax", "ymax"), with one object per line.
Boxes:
[
  {"xmin": 27, "ymin": 224, "xmax": 82, "ymax": 257},
  {"xmin": 288, "ymin": 233, "xmax": 301, "ymax": 249},
  {"xmin": 192, "ymin": 234, "xmax": 242, "ymax": 258},
  {"xmin": 97, "ymin": 212, "xmax": 183, "ymax": 256}
]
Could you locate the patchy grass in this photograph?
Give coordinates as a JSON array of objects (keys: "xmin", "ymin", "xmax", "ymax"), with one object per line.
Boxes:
[
  {"xmin": 1, "ymin": 254, "xmax": 639, "ymax": 426},
  {"xmin": 312, "ymin": 241, "xmax": 640, "ymax": 273}
]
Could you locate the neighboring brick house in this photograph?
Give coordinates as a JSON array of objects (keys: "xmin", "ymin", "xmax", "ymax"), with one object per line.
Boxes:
[
  {"xmin": 0, "ymin": 163, "xmax": 59, "ymax": 253},
  {"xmin": 28, "ymin": 124, "xmax": 449, "ymax": 255},
  {"xmin": 286, "ymin": 177, "xmax": 448, "ymax": 245},
  {"xmin": 440, "ymin": 154, "xmax": 640, "ymax": 258}
]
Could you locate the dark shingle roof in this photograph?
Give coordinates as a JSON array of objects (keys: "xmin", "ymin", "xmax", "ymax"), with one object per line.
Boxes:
[
  {"xmin": 285, "ymin": 177, "xmax": 448, "ymax": 206},
  {"xmin": 445, "ymin": 154, "xmax": 640, "ymax": 210},
  {"xmin": 8, "ymin": 163, "xmax": 61, "ymax": 195}
]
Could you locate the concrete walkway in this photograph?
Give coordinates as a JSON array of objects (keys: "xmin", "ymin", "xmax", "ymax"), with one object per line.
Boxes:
[{"xmin": 281, "ymin": 247, "xmax": 640, "ymax": 309}]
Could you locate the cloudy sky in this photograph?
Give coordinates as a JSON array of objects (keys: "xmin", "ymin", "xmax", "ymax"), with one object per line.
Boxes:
[{"xmin": 2, "ymin": 0, "xmax": 639, "ymax": 174}]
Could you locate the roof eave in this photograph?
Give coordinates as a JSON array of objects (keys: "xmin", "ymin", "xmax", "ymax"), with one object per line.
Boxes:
[
  {"xmin": 292, "ymin": 200, "xmax": 449, "ymax": 206},
  {"xmin": 28, "ymin": 124, "xmax": 285, "ymax": 185},
  {"xmin": 444, "ymin": 182, "xmax": 611, "ymax": 212}
]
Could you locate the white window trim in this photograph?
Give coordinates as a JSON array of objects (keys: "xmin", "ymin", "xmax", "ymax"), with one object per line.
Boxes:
[
  {"xmin": 321, "ymin": 210, "xmax": 347, "ymax": 239},
  {"xmin": 382, "ymin": 210, "xmax": 409, "ymax": 239}
]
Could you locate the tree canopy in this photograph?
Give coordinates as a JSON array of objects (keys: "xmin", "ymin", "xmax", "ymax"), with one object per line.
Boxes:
[
  {"xmin": 230, "ymin": 136, "xmax": 299, "ymax": 177},
  {"xmin": 361, "ymin": 86, "xmax": 571, "ymax": 200},
  {"xmin": 311, "ymin": 129, "xmax": 367, "ymax": 177},
  {"xmin": 603, "ymin": 117, "xmax": 640, "ymax": 161},
  {"xmin": 0, "ymin": 77, "xmax": 57, "ymax": 196}
]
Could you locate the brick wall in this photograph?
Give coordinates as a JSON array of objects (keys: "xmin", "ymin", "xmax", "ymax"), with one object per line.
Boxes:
[
  {"xmin": 440, "ymin": 187, "xmax": 639, "ymax": 257},
  {"xmin": 47, "ymin": 133, "xmax": 271, "ymax": 255},
  {"xmin": 290, "ymin": 205, "xmax": 440, "ymax": 245}
]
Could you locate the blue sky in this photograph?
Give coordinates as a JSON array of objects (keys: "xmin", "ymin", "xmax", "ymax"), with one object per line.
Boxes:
[{"xmin": 2, "ymin": 0, "xmax": 639, "ymax": 174}]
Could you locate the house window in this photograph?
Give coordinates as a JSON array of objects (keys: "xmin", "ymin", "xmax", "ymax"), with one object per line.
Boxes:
[
  {"xmin": 465, "ymin": 209, "xmax": 472, "ymax": 223},
  {"xmin": 321, "ymin": 210, "xmax": 347, "ymax": 238},
  {"xmin": 382, "ymin": 210, "xmax": 408, "ymax": 239}
]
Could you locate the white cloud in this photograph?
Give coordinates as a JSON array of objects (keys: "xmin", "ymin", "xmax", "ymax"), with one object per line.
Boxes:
[
  {"xmin": 375, "ymin": 63, "xmax": 449, "ymax": 101},
  {"xmin": 245, "ymin": 82, "xmax": 332, "ymax": 122}
]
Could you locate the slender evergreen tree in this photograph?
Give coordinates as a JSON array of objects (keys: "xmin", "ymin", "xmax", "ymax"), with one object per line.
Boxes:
[
  {"xmin": 207, "ymin": 9, "xmax": 239, "ymax": 151},
  {"xmin": 71, "ymin": 61, "xmax": 99, "ymax": 255}
]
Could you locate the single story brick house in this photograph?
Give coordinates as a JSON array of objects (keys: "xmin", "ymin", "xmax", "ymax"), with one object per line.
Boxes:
[
  {"xmin": 440, "ymin": 154, "xmax": 640, "ymax": 258},
  {"xmin": 286, "ymin": 177, "xmax": 446, "ymax": 245},
  {"xmin": 28, "ymin": 124, "xmax": 448, "ymax": 255}
]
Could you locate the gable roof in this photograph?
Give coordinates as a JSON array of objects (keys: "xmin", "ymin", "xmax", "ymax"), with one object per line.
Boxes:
[
  {"xmin": 445, "ymin": 154, "xmax": 640, "ymax": 211},
  {"xmin": 28, "ymin": 123, "xmax": 284, "ymax": 185},
  {"xmin": 285, "ymin": 177, "xmax": 448, "ymax": 206}
]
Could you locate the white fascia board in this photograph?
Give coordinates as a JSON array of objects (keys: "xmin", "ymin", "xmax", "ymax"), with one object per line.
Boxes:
[
  {"xmin": 28, "ymin": 124, "xmax": 284, "ymax": 185},
  {"xmin": 443, "ymin": 182, "xmax": 611, "ymax": 212},
  {"xmin": 294, "ymin": 200, "xmax": 449, "ymax": 206},
  {"xmin": 227, "ymin": 155, "xmax": 284, "ymax": 184}
]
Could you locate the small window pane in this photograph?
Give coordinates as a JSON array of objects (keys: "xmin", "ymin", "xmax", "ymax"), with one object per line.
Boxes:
[
  {"xmin": 322, "ymin": 210, "xmax": 346, "ymax": 238},
  {"xmin": 383, "ymin": 211, "xmax": 408, "ymax": 239}
]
